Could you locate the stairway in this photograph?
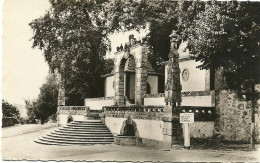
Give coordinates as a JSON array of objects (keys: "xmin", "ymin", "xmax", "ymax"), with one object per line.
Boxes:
[{"xmin": 35, "ymin": 120, "xmax": 114, "ymax": 145}]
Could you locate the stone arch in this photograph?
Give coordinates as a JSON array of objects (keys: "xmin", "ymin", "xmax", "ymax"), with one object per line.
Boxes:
[
  {"xmin": 115, "ymin": 53, "xmax": 136, "ymax": 106},
  {"xmin": 114, "ymin": 46, "xmax": 148, "ymax": 106},
  {"xmin": 67, "ymin": 115, "xmax": 73, "ymax": 123},
  {"xmin": 120, "ymin": 118, "xmax": 139, "ymax": 137}
]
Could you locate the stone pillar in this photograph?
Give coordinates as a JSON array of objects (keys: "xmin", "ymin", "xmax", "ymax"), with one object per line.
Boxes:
[
  {"xmin": 114, "ymin": 72, "xmax": 125, "ymax": 106},
  {"xmin": 135, "ymin": 47, "xmax": 148, "ymax": 105},
  {"xmin": 135, "ymin": 68, "xmax": 147, "ymax": 105},
  {"xmin": 163, "ymin": 30, "xmax": 182, "ymax": 148},
  {"xmin": 205, "ymin": 70, "xmax": 211, "ymax": 91}
]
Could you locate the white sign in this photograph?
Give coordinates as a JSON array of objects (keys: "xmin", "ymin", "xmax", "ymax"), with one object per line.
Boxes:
[{"xmin": 180, "ymin": 113, "xmax": 194, "ymax": 123}]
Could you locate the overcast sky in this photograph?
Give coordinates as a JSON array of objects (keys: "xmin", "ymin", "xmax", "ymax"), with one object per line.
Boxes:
[{"xmin": 2, "ymin": 0, "xmax": 50, "ymax": 116}]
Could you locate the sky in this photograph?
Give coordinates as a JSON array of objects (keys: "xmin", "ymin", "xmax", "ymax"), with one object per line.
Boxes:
[
  {"xmin": 1, "ymin": 0, "xmax": 147, "ymax": 117},
  {"xmin": 1, "ymin": 0, "xmax": 187, "ymax": 118},
  {"xmin": 2, "ymin": 0, "xmax": 50, "ymax": 117}
]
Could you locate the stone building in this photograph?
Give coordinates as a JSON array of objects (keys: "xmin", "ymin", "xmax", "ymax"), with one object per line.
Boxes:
[{"xmin": 53, "ymin": 34, "xmax": 260, "ymax": 149}]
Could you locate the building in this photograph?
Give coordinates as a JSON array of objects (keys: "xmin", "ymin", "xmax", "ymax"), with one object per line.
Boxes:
[{"xmin": 55, "ymin": 34, "xmax": 260, "ymax": 149}]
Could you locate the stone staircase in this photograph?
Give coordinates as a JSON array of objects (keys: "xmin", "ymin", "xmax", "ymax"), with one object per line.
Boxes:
[{"xmin": 35, "ymin": 120, "xmax": 114, "ymax": 145}]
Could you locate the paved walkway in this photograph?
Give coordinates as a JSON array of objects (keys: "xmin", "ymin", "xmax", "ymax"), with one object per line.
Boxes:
[{"xmin": 1, "ymin": 124, "xmax": 260, "ymax": 162}]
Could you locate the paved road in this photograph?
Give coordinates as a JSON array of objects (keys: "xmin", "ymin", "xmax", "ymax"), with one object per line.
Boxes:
[{"xmin": 1, "ymin": 124, "xmax": 260, "ymax": 162}]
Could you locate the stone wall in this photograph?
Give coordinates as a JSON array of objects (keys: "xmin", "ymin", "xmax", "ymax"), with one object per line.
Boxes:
[
  {"xmin": 189, "ymin": 122, "xmax": 214, "ymax": 138},
  {"xmin": 84, "ymin": 97, "xmax": 114, "ymax": 110},
  {"xmin": 215, "ymin": 90, "xmax": 260, "ymax": 143},
  {"xmin": 144, "ymin": 91, "xmax": 215, "ymax": 107},
  {"xmin": 57, "ymin": 106, "xmax": 90, "ymax": 126},
  {"xmin": 105, "ymin": 76, "xmax": 115, "ymax": 97},
  {"xmin": 165, "ymin": 60, "xmax": 208, "ymax": 92},
  {"xmin": 147, "ymin": 75, "xmax": 158, "ymax": 94}
]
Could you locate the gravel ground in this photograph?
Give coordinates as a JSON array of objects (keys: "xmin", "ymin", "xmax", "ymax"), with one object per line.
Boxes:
[{"xmin": 1, "ymin": 124, "xmax": 260, "ymax": 162}]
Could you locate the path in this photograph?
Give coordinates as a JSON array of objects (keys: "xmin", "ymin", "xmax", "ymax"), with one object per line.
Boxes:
[{"xmin": 1, "ymin": 124, "xmax": 260, "ymax": 161}]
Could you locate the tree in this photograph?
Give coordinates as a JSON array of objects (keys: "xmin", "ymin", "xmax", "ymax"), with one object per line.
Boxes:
[
  {"xmin": 2, "ymin": 100, "xmax": 20, "ymax": 127},
  {"xmin": 182, "ymin": 1, "xmax": 260, "ymax": 149},
  {"xmin": 2, "ymin": 100, "xmax": 20, "ymax": 118},
  {"xmin": 25, "ymin": 74, "xmax": 59, "ymax": 124},
  {"xmin": 103, "ymin": 1, "xmax": 260, "ymax": 149},
  {"xmin": 36, "ymin": 74, "xmax": 59, "ymax": 123},
  {"xmin": 29, "ymin": 0, "xmax": 113, "ymax": 105},
  {"xmin": 25, "ymin": 99, "xmax": 38, "ymax": 124}
]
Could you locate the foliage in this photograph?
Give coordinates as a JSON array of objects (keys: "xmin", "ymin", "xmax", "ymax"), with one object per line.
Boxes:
[
  {"xmin": 25, "ymin": 99, "xmax": 38, "ymax": 124},
  {"xmin": 25, "ymin": 74, "xmax": 58, "ymax": 124},
  {"xmin": 30, "ymin": 0, "xmax": 259, "ymax": 102},
  {"xmin": 29, "ymin": 0, "xmax": 112, "ymax": 105},
  {"xmin": 183, "ymin": 2, "xmax": 260, "ymax": 100},
  {"xmin": 2, "ymin": 100, "xmax": 20, "ymax": 118},
  {"xmin": 103, "ymin": 1, "xmax": 260, "ymax": 100}
]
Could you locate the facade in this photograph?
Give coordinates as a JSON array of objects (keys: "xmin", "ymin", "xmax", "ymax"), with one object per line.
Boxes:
[{"xmin": 57, "ymin": 35, "xmax": 260, "ymax": 149}]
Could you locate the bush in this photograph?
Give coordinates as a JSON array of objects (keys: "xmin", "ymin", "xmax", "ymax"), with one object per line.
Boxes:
[{"xmin": 2, "ymin": 117, "xmax": 19, "ymax": 127}]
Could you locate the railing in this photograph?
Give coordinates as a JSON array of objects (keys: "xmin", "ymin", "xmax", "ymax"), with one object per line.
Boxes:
[
  {"xmin": 144, "ymin": 93, "xmax": 165, "ymax": 98},
  {"xmin": 85, "ymin": 96, "xmax": 114, "ymax": 101},
  {"xmin": 57, "ymin": 106, "xmax": 90, "ymax": 115},
  {"xmin": 144, "ymin": 91, "xmax": 215, "ymax": 98},
  {"xmin": 103, "ymin": 105, "xmax": 165, "ymax": 113}
]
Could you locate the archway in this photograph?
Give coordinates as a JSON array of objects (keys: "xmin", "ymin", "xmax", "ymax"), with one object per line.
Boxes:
[
  {"xmin": 120, "ymin": 118, "xmax": 139, "ymax": 137},
  {"xmin": 114, "ymin": 46, "xmax": 148, "ymax": 106},
  {"xmin": 67, "ymin": 115, "xmax": 73, "ymax": 123},
  {"xmin": 123, "ymin": 124, "xmax": 135, "ymax": 136},
  {"xmin": 116, "ymin": 55, "xmax": 136, "ymax": 105}
]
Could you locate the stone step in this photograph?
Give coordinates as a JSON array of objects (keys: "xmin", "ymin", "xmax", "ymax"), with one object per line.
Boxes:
[
  {"xmin": 67, "ymin": 123, "xmax": 105, "ymax": 126},
  {"xmin": 43, "ymin": 135, "xmax": 114, "ymax": 142},
  {"xmin": 47, "ymin": 133, "xmax": 113, "ymax": 139},
  {"xmin": 36, "ymin": 138, "xmax": 113, "ymax": 145},
  {"xmin": 35, "ymin": 120, "xmax": 114, "ymax": 146},
  {"xmin": 54, "ymin": 130, "xmax": 112, "ymax": 134},
  {"xmin": 58, "ymin": 128, "xmax": 110, "ymax": 132},
  {"xmin": 63, "ymin": 125, "xmax": 108, "ymax": 129},
  {"xmin": 51, "ymin": 131, "xmax": 112, "ymax": 136},
  {"xmin": 50, "ymin": 132, "xmax": 113, "ymax": 137},
  {"xmin": 73, "ymin": 120, "xmax": 102, "ymax": 123}
]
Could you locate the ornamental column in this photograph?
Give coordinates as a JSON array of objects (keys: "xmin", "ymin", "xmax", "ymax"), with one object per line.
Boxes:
[{"xmin": 162, "ymin": 30, "xmax": 182, "ymax": 149}]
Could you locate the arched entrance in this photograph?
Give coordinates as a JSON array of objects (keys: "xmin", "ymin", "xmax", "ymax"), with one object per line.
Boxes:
[
  {"xmin": 123, "ymin": 124, "xmax": 135, "ymax": 136},
  {"xmin": 67, "ymin": 115, "xmax": 73, "ymax": 123},
  {"xmin": 116, "ymin": 55, "xmax": 136, "ymax": 105},
  {"xmin": 114, "ymin": 46, "xmax": 148, "ymax": 106},
  {"xmin": 120, "ymin": 118, "xmax": 139, "ymax": 137}
]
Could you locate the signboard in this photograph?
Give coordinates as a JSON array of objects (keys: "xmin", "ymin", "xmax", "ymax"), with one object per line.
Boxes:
[{"xmin": 180, "ymin": 113, "xmax": 194, "ymax": 123}]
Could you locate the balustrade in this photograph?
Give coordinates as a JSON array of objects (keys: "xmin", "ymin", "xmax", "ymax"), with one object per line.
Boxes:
[{"xmin": 57, "ymin": 106, "xmax": 90, "ymax": 115}]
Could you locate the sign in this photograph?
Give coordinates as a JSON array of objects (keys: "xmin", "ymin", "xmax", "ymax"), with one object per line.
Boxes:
[{"xmin": 180, "ymin": 113, "xmax": 194, "ymax": 123}]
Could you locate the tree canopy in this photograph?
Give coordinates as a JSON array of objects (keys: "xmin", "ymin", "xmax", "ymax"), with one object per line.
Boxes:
[
  {"xmin": 2, "ymin": 100, "xmax": 20, "ymax": 118},
  {"xmin": 30, "ymin": 0, "xmax": 113, "ymax": 105},
  {"xmin": 30, "ymin": 0, "xmax": 260, "ymax": 101}
]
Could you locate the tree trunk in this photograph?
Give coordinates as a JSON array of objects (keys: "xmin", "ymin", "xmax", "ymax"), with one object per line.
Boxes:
[{"xmin": 250, "ymin": 98, "xmax": 256, "ymax": 150}]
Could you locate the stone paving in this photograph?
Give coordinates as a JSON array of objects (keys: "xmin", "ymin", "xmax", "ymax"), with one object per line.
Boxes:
[{"xmin": 1, "ymin": 124, "xmax": 260, "ymax": 162}]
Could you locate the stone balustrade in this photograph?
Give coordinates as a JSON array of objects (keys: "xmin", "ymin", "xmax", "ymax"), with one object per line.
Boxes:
[
  {"xmin": 144, "ymin": 93, "xmax": 165, "ymax": 98},
  {"xmin": 103, "ymin": 105, "xmax": 216, "ymax": 121},
  {"xmin": 144, "ymin": 91, "xmax": 215, "ymax": 98},
  {"xmin": 103, "ymin": 105, "xmax": 165, "ymax": 120},
  {"xmin": 57, "ymin": 106, "xmax": 90, "ymax": 115},
  {"xmin": 84, "ymin": 96, "xmax": 114, "ymax": 101}
]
